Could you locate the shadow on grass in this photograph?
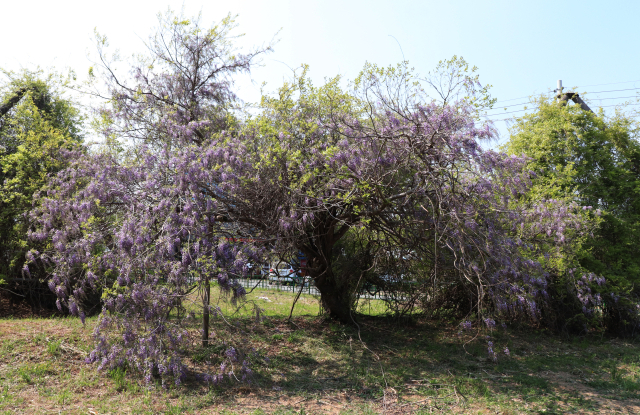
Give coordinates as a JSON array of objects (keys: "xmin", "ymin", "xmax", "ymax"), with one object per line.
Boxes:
[
  {"xmin": 2, "ymin": 309, "xmax": 639, "ymax": 414},
  {"xmin": 173, "ymin": 313, "xmax": 639, "ymax": 414}
]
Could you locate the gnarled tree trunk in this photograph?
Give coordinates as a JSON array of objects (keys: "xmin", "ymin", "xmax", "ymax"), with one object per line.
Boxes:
[
  {"xmin": 309, "ymin": 261, "xmax": 354, "ymax": 323},
  {"xmin": 301, "ymin": 223, "xmax": 355, "ymax": 323}
]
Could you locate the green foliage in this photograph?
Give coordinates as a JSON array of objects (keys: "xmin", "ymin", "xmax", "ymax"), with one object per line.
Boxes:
[
  {"xmin": 47, "ymin": 339, "xmax": 62, "ymax": 356},
  {"xmin": 251, "ymin": 65, "xmax": 360, "ymax": 193},
  {"xmin": 16, "ymin": 362, "xmax": 54, "ymax": 385},
  {"xmin": 108, "ymin": 367, "xmax": 128, "ymax": 392},
  {"xmin": 512, "ymin": 373, "xmax": 549, "ymax": 390},
  {"xmin": 0, "ymin": 69, "xmax": 83, "ymax": 287},
  {"xmin": 505, "ymin": 97, "xmax": 640, "ymax": 334}
]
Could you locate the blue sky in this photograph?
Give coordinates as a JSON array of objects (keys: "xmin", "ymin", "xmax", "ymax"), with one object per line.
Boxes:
[{"xmin": 3, "ymin": 0, "xmax": 640, "ymax": 143}]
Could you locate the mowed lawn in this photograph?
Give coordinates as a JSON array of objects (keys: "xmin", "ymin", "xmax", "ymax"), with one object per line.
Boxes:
[{"xmin": 0, "ymin": 287, "xmax": 639, "ymax": 414}]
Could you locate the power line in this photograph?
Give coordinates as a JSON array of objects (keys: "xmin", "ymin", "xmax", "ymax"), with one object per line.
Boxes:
[
  {"xmin": 585, "ymin": 87, "xmax": 640, "ymax": 94},
  {"xmin": 493, "ymin": 87, "xmax": 640, "ymax": 109},
  {"xmin": 490, "ymin": 92, "xmax": 639, "ymax": 113},
  {"xmin": 483, "ymin": 79, "xmax": 640, "ymax": 118},
  {"xmin": 493, "ymin": 95, "xmax": 536, "ymax": 104},
  {"xmin": 494, "ymin": 92, "xmax": 552, "ymax": 105},
  {"xmin": 485, "ymin": 108, "xmax": 531, "ymax": 117},
  {"xmin": 596, "ymin": 102, "xmax": 640, "ymax": 109},
  {"xmin": 587, "ymin": 95, "xmax": 639, "ymax": 101},
  {"xmin": 487, "ymin": 92, "xmax": 640, "ymax": 116},
  {"xmin": 493, "ymin": 101, "xmax": 531, "ymax": 109},
  {"xmin": 493, "ymin": 80, "xmax": 640, "ymax": 107},
  {"xmin": 574, "ymin": 79, "xmax": 640, "ymax": 88},
  {"xmin": 487, "ymin": 102, "xmax": 640, "ymax": 122}
]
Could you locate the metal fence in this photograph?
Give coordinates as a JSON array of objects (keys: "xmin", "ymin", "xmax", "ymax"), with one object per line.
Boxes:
[
  {"xmin": 236, "ymin": 278, "xmax": 320, "ymax": 296},
  {"xmin": 235, "ymin": 277, "xmax": 394, "ymax": 301}
]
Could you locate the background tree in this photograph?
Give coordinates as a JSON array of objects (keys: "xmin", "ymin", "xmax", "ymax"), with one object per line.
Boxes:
[
  {"xmin": 505, "ymin": 97, "xmax": 640, "ymax": 334},
  {"xmin": 0, "ymin": 70, "xmax": 83, "ymax": 307}
]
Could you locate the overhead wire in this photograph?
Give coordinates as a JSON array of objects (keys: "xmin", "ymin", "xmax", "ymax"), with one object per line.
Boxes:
[
  {"xmin": 478, "ymin": 78, "xmax": 640, "ymax": 121},
  {"xmin": 493, "ymin": 91, "xmax": 553, "ymax": 105},
  {"xmin": 585, "ymin": 87, "xmax": 640, "ymax": 94},
  {"xmin": 493, "ymin": 95, "xmax": 535, "ymax": 104},
  {"xmin": 486, "ymin": 92, "xmax": 640, "ymax": 117},
  {"xmin": 573, "ymin": 79, "xmax": 640, "ymax": 88},
  {"xmin": 494, "ymin": 101, "xmax": 534, "ymax": 109},
  {"xmin": 492, "ymin": 80, "xmax": 640, "ymax": 108},
  {"xmin": 595, "ymin": 102, "xmax": 640, "ymax": 109},
  {"xmin": 587, "ymin": 95, "xmax": 639, "ymax": 102},
  {"xmin": 485, "ymin": 108, "xmax": 532, "ymax": 117},
  {"xmin": 488, "ymin": 102, "xmax": 640, "ymax": 122}
]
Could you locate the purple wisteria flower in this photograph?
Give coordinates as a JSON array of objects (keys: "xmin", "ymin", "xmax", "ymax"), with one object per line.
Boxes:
[
  {"xmin": 487, "ymin": 341, "xmax": 497, "ymax": 362},
  {"xmin": 484, "ymin": 318, "xmax": 496, "ymax": 330}
]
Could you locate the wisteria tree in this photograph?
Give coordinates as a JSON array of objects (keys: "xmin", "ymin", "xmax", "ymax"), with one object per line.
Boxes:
[
  {"xmin": 233, "ymin": 62, "xmax": 594, "ymax": 323},
  {"xmin": 30, "ymin": 12, "xmax": 270, "ymax": 384},
  {"xmin": 29, "ymin": 12, "xmax": 595, "ymax": 385}
]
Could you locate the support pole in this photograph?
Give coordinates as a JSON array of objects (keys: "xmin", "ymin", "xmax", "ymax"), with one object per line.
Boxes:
[
  {"xmin": 557, "ymin": 80, "xmax": 563, "ymax": 96},
  {"xmin": 202, "ymin": 275, "xmax": 210, "ymax": 347}
]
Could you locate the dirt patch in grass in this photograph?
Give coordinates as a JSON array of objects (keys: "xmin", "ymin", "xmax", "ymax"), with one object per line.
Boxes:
[{"xmin": 542, "ymin": 370, "xmax": 640, "ymax": 414}]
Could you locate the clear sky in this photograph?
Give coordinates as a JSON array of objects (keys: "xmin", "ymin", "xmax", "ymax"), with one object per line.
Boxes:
[{"xmin": 2, "ymin": 0, "xmax": 640, "ymax": 143}]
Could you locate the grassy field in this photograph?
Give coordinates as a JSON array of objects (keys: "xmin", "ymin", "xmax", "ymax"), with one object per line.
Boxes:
[
  {"xmin": 0, "ymin": 288, "xmax": 639, "ymax": 414},
  {"xmin": 212, "ymin": 286, "xmax": 390, "ymax": 318}
]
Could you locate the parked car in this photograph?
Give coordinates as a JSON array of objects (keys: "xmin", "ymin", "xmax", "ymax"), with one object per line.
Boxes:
[{"xmin": 359, "ymin": 274, "xmax": 416, "ymax": 295}]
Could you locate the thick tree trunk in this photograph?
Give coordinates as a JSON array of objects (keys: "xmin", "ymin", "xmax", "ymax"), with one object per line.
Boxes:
[
  {"xmin": 299, "ymin": 218, "xmax": 355, "ymax": 323},
  {"xmin": 306, "ymin": 257, "xmax": 353, "ymax": 324}
]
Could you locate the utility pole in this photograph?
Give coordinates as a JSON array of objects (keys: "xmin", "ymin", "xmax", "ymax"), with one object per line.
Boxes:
[
  {"xmin": 554, "ymin": 79, "xmax": 593, "ymax": 113},
  {"xmin": 556, "ymin": 80, "xmax": 563, "ymax": 99}
]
